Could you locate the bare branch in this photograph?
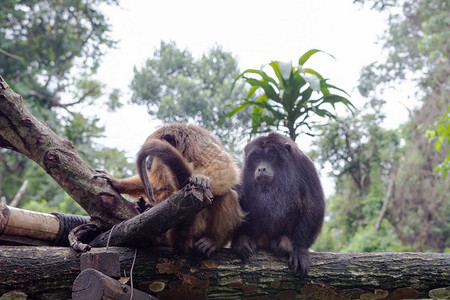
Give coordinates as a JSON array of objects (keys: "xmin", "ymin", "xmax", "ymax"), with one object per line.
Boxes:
[
  {"xmin": 375, "ymin": 173, "xmax": 396, "ymax": 232},
  {"xmin": 9, "ymin": 180, "xmax": 28, "ymax": 207},
  {"xmin": 0, "ymin": 48, "xmax": 24, "ymax": 60}
]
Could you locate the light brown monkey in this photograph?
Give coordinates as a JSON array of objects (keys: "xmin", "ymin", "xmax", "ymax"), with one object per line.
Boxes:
[{"xmin": 97, "ymin": 123, "xmax": 244, "ymax": 256}]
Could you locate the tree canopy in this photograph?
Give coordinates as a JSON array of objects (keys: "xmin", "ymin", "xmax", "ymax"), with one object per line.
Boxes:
[
  {"xmin": 129, "ymin": 41, "xmax": 251, "ymax": 152},
  {"xmin": 0, "ymin": 0, "xmax": 132, "ymax": 213}
]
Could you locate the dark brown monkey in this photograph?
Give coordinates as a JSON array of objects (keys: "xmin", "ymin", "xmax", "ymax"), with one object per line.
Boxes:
[
  {"xmin": 97, "ymin": 123, "xmax": 245, "ymax": 256},
  {"xmin": 232, "ymin": 132, "xmax": 325, "ymax": 275}
]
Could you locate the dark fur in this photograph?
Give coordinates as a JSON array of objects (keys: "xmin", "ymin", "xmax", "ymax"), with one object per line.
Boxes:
[{"xmin": 232, "ymin": 132, "xmax": 325, "ymax": 275}]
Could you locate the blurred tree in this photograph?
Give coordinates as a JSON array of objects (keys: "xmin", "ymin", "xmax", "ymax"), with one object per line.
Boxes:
[
  {"xmin": 355, "ymin": 0, "xmax": 449, "ymax": 251},
  {"xmin": 311, "ymin": 101, "xmax": 408, "ymax": 252},
  {"xmin": 130, "ymin": 41, "xmax": 251, "ymax": 152},
  {"xmin": 0, "ymin": 0, "xmax": 132, "ymax": 214},
  {"xmin": 221, "ymin": 50, "xmax": 354, "ymax": 142}
]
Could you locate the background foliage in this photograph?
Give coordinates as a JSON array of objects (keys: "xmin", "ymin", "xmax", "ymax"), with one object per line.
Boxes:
[
  {"xmin": 320, "ymin": 0, "xmax": 450, "ymax": 252},
  {"xmin": 130, "ymin": 41, "xmax": 251, "ymax": 153}
]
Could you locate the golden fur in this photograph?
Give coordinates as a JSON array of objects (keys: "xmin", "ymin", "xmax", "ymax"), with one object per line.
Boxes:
[{"xmin": 102, "ymin": 123, "xmax": 244, "ymax": 255}]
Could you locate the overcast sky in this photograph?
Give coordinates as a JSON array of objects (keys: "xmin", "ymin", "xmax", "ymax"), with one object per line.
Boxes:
[{"xmin": 86, "ymin": 0, "xmax": 417, "ymax": 195}]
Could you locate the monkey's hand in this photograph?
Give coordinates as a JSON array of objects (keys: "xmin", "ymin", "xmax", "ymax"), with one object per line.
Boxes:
[
  {"xmin": 93, "ymin": 169, "xmax": 120, "ymax": 189},
  {"xmin": 188, "ymin": 174, "xmax": 214, "ymax": 203},
  {"xmin": 232, "ymin": 234, "xmax": 256, "ymax": 260},
  {"xmin": 289, "ymin": 249, "xmax": 311, "ymax": 276},
  {"xmin": 193, "ymin": 237, "xmax": 217, "ymax": 257}
]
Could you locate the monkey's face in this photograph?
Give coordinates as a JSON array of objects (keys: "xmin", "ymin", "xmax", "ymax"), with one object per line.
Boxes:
[
  {"xmin": 245, "ymin": 147, "xmax": 279, "ymax": 185},
  {"xmin": 253, "ymin": 158, "xmax": 275, "ymax": 184},
  {"xmin": 243, "ymin": 133, "xmax": 294, "ymax": 190}
]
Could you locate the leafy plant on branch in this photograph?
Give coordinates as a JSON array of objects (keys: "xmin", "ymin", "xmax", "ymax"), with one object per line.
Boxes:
[{"xmin": 220, "ymin": 50, "xmax": 354, "ymax": 141}]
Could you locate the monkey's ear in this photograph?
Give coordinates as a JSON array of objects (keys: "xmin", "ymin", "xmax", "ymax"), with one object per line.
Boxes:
[
  {"xmin": 284, "ymin": 143, "xmax": 291, "ymax": 152},
  {"xmin": 244, "ymin": 143, "xmax": 250, "ymax": 154},
  {"xmin": 161, "ymin": 134, "xmax": 177, "ymax": 147}
]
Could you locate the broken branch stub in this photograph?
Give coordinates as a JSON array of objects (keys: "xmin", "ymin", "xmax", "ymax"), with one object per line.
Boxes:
[{"xmin": 89, "ymin": 183, "xmax": 213, "ymax": 248}]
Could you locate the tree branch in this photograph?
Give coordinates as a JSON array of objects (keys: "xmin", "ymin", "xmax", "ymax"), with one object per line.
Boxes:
[
  {"xmin": 62, "ymin": 85, "xmax": 100, "ymax": 108},
  {"xmin": 27, "ymin": 89, "xmax": 62, "ymax": 108},
  {"xmin": 0, "ymin": 75, "xmax": 139, "ymax": 229},
  {"xmin": 89, "ymin": 186, "xmax": 212, "ymax": 248},
  {"xmin": 9, "ymin": 179, "xmax": 28, "ymax": 207},
  {"xmin": 375, "ymin": 173, "xmax": 395, "ymax": 232},
  {"xmin": 0, "ymin": 48, "xmax": 24, "ymax": 60}
]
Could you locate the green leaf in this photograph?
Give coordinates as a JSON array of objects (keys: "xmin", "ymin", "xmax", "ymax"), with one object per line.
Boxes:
[
  {"xmin": 247, "ymin": 94, "xmax": 285, "ymax": 120},
  {"xmin": 251, "ymin": 105, "xmax": 265, "ymax": 133},
  {"xmin": 299, "ymin": 49, "xmax": 321, "ymax": 65},
  {"xmin": 245, "ymin": 85, "xmax": 259, "ymax": 100},
  {"xmin": 298, "ymin": 49, "xmax": 335, "ymax": 65},
  {"xmin": 231, "ymin": 67, "xmax": 275, "ymax": 92},
  {"xmin": 426, "ymin": 130, "xmax": 436, "ymax": 140},
  {"xmin": 281, "ymin": 72, "xmax": 304, "ymax": 110},
  {"xmin": 230, "ymin": 71, "xmax": 247, "ymax": 92},
  {"xmin": 311, "ymin": 106, "xmax": 337, "ymax": 119},
  {"xmin": 269, "ymin": 61, "xmax": 284, "ymax": 88},
  {"xmin": 299, "ymin": 87, "xmax": 313, "ymax": 103},
  {"xmin": 241, "ymin": 68, "xmax": 278, "ymax": 86},
  {"xmin": 323, "ymin": 82, "xmax": 351, "ymax": 97},
  {"xmin": 321, "ymin": 94, "xmax": 352, "ymax": 109},
  {"xmin": 216, "ymin": 102, "xmax": 250, "ymax": 124},
  {"xmin": 245, "ymin": 78, "xmax": 279, "ymax": 102}
]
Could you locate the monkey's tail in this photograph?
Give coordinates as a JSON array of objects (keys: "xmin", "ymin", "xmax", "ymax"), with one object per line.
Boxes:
[{"xmin": 137, "ymin": 139, "xmax": 192, "ymax": 202}]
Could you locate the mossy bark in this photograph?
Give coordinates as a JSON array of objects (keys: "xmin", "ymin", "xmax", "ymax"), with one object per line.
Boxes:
[{"xmin": 0, "ymin": 246, "xmax": 448, "ymax": 299}]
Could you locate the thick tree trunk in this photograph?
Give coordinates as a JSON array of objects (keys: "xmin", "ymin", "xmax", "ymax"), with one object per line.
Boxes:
[
  {"xmin": 0, "ymin": 246, "xmax": 448, "ymax": 299},
  {"xmin": 0, "ymin": 76, "xmax": 139, "ymax": 229}
]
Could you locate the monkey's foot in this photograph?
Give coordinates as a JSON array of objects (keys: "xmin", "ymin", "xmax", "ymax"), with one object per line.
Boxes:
[
  {"xmin": 289, "ymin": 249, "xmax": 311, "ymax": 276},
  {"xmin": 190, "ymin": 174, "xmax": 210, "ymax": 188},
  {"xmin": 232, "ymin": 234, "xmax": 256, "ymax": 260},
  {"xmin": 187, "ymin": 174, "xmax": 214, "ymax": 203},
  {"xmin": 136, "ymin": 196, "xmax": 152, "ymax": 213},
  {"xmin": 193, "ymin": 237, "xmax": 217, "ymax": 257}
]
